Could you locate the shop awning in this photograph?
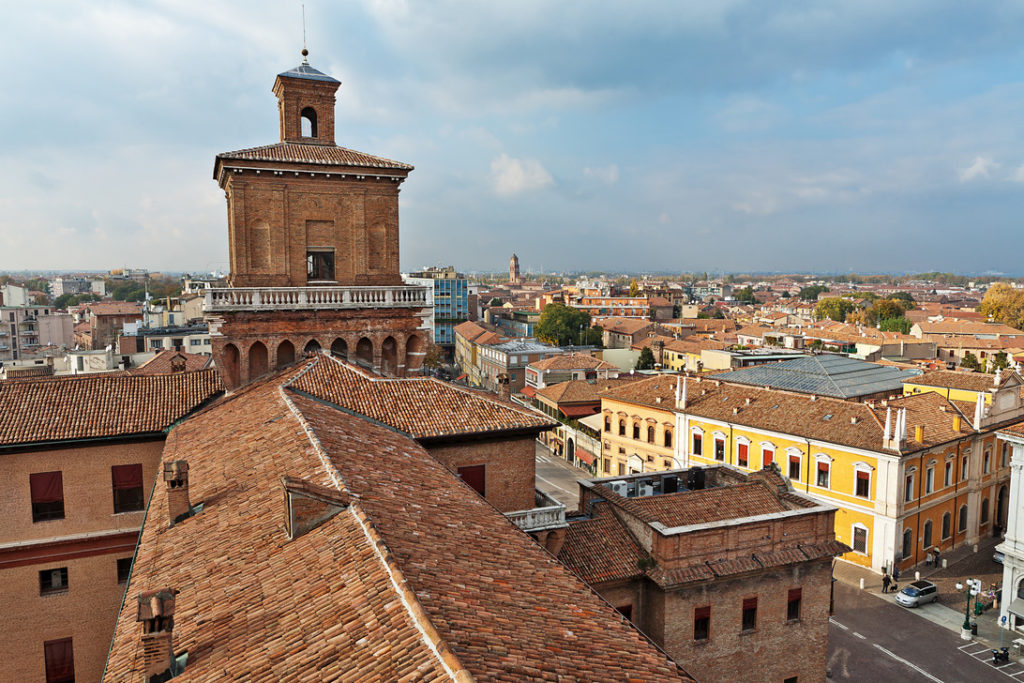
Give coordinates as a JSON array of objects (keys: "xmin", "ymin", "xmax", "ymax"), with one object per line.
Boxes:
[
  {"xmin": 575, "ymin": 448, "xmax": 596, "ymax": 465},
  {"xmin": 560, "ymin": 405, "xmax": 597, "ymax": 418}
]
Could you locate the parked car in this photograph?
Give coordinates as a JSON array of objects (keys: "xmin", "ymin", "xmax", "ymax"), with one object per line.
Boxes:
[
  {"xmin": 994, "ymin": 550, "xmax": 1005, "ymax": 565},
  {"xmin": 895, "ymin": 580, "xmax": 939, "ymax": 608}
]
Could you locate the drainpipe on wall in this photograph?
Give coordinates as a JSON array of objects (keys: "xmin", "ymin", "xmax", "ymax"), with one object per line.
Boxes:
[{"xmin": 805, "ymin": 438, "xmax": 812, "ymax": 494}]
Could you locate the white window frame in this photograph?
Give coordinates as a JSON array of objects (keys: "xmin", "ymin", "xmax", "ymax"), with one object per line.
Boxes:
[
  {"xmin": 904, "ymin": 467, "xmax": 916, "ymax": 502},
  {"xmin": 786, "ymin": 447, "xmax": 803, "ymax": 482},
  {"xmin": 925, "ymin": 462, "xmax": 935, "ymax": 494},
  {"xmin": 760, "ymin": 441, "xmax": 776, "ymax": 469},
  {"xmin": 712, "ymin": 431, "xmax": 727, "ymax": 461},
  {"xmin": 853, "ymin": 462, "xmax": 872, "ymax": 499},
  {"xmin": 735, "ymin": 436, "xmax": 751, "ymax": 468},
  {"xmin": 814, "ymin": 454, "xmax": 832, "ymax": 490},
  {"xmin": 851, "ymin": 523, "xmax": 869, "ymax": 555},
  {"xmin": 690, "ymin": 426, "xmax": 705, "ymax": 457}
]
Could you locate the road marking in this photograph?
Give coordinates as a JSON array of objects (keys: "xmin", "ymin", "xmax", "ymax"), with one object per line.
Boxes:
[
  {"xmin": 852, "ymin": 632, "xmax": 866, "ymax": 640},
  {"xmin": 872, "ymin": 644, "xmax": 944, "ymax": 682},
  {"xmin": 535, "ymin": 475, "xmax": 576, "ymax": 496},
  {"xmin": 958, "ymin": 642, "xmax": 1024, "ymax": 678},
  {"xmin": 829, "ymin": 618, "xmax": 849, "ymax": 631}
]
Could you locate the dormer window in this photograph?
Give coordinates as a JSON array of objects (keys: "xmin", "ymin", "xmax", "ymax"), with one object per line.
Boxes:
[{"xmin": 300, "ymin": 107, "xmax": 318, "ymax": 138}]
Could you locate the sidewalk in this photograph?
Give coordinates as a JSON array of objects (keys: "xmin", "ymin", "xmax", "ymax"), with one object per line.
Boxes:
[{"xmin": 834, "ymin": 535, "xmax": 1010, "ymax": 651}]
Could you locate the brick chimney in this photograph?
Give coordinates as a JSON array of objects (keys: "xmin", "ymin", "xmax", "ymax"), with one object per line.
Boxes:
[
  {"xmin": 163, "ymin": 460, "xmax": 190, "ymax": 526},
  {"xmin": 136, "ymin": 588, "xmax": 179, "ymax": 680}
]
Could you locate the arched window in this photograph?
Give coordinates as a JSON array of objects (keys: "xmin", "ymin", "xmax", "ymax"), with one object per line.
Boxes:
[
  {"xmin": 692, "ymin": 428, "xmax": 704, "ymax": 457},
  {"xmin": 902, "ymin": 528, "xmax": 913, "ymax": 560},
  {"xmin": 647, "ymin": 425, "xmax": 655, "ymax": 443},
  {"xmin": 664, "ymin": 429, "xmax": 673, "ymax": 448},
  {"xmin": 300, "ymin": 106, "xmax": 318, "ymax": 137},
  {"xmin": 923, "ymin": 520, "xmax": 933, "ymax": 549},
  {"xmin": 981, "ymin": 498, "xmax": 990, "ymax": 525},
  {"xmin": 604, "ymin": 416, "xmax": 611, "ymax": 433},
  {"xmin": 1018, "ymin": 579, "xmax": 1024, "ymax": 601},
  {"xmin": 713, "ymin": 433, "xmax": 726, "ymax": 461},
  {"xmin": 619, "ymin": 419, "xmax": 626, "ymax": 436},
  {"xmin": 736, "ymin": 438, "xmax": 750, "ymax": 468},
  {"xmin": 787, "ymin": 448, "xmax": 802, "ymax": 482},
  {"xmin": 633, "ymin": 422, "xmax": 641, "ymax": 440},
  {"xmin": 941, "ymin": 512, "xmax": 951, "ymax": 540},
  {"xmin": 958, "ymin": 504, "xmax": 968, "ymax": 533},
  {"xmin": 761, "ymin": 442, "xmax": 775, "ymax": 469}
]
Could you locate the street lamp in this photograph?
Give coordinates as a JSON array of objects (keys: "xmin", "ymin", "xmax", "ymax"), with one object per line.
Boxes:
[{"xmin": 957, "ymin": 579, "xmax": 980, "ymax": 640}]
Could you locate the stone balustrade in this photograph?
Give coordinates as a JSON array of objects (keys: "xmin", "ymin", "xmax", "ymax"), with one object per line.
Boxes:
[
  {"xmin": 505, "ymin": 489, "xmax": 568, "ymax": 533},
  {"xmin": 204, "ymin": 285, "xmax": 429, "ymax": 313}
]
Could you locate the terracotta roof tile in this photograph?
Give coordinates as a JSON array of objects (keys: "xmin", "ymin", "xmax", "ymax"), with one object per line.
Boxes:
[
  {"xmin": 600, "ymin": 481, "xmax": 796, "ymax": 528},
  {"xmin": 530, "ymin": 352, "xmax": 617, "ymax": 371},
  {"xmin": 0, "ymin": 370, "xmax": 223, "ymax": 447},
  {"xmin": 129, "ymin": 349, "xmax": 213, "ymax": 375},
  {"xmin": 558, "ymin": 504, "xmax": 647, "ymax": 585},
  {"xmin": 289, "ymin": 355, "xmax": 555, "ymax": 439},
  {"xmin": 105, "ymin": 359, "xmax": 693, "ymax": 681},
  {"xmin": 216, "ymin": 141, "xmax": 413, "ymax": 171},
  {"xmin": 909, "ymin": 369, "xmax": 1014, "ymax": 393}
]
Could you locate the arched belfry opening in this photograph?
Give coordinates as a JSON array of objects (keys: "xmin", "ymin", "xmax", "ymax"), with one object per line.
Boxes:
[{"xmin": 300, "ymin": 107, "xmax": 318, "ymax": 138}]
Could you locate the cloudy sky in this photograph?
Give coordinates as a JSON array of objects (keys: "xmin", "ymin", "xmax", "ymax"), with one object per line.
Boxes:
[{"xmin": 3, "ymin": 1, "xmax": 1024, "ymax": 275}]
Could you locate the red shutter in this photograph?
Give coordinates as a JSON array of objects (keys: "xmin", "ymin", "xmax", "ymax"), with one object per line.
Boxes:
[
  {"xmin": 818, "ymin": 462, "xmax": 829, "ymax": 473},
  {"xmin": 742, "ymin": 597, "xmax": 758, "ymax": 611},
  {"xmin": 457, "ymin": 465, "xmax": 486, "ymax": 497},
  {"xmin": 738, "ymin": 443, "xmax": 748, "ymax": 462},
  {"xmin": 111, "ymin": 464, "xmax": 143, "ymax": 490},
  {"xmin": 763, "ymin": 449, "xmax": 773, "ymax": 466},
  {"xmin": 857, "ymin": 471, "xmax": 869, "ymax": 483},
  {"xmin": 694, "ymin": 605, "xmax": 710, "ymax": 620},
  {"xmin": 30, "ymin": 472, "xmax": 63, "ymax": 504},
  {"xmin": 788, "ymin": 588, "xmax": 802, "ymax": 602}
]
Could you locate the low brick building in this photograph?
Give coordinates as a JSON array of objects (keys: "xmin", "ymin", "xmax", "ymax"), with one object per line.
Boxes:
[
  {"xmin": 560, "ymin": 466, "xmax": 848, "ymax": 683},
  {"xmin": 0, "ymin": 371, "xmax": 222, "ymax": 682}
]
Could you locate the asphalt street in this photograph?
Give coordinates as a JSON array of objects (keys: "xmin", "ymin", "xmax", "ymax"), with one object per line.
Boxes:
[
  {"xmin": 534, "ymin": 441, "xmax": 590, "ymax": 512},
  {"xmin": 829, "ymin": 581, "xmax": 1020, "ymax": 681}
]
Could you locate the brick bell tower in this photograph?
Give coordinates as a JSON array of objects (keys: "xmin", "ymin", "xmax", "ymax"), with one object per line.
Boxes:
[{"xmin": 206, "ymin": 50, "xmax": 430, "ymax": 389}]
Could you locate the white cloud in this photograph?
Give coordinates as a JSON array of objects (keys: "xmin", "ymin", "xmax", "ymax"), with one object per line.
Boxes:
[
  {"xmin": 583, "ymin": 164, "xmax": 619, "ymax": 186},
  {"xmin": 959, "ymin": 156, "xmax": 998, "ymax": 182},
  {"xmin": 1009, "ymin": 164, "xmax": 1024, "ymax": 183},
  {"xmin": 490, "ymin": 154, "xmax": 554, "ymax": 196}
]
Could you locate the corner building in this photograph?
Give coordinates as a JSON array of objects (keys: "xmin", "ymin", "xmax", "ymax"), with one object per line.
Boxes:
[{"xmin": 206, "ymin": 55, "xmax": 430, "ymax": 387}]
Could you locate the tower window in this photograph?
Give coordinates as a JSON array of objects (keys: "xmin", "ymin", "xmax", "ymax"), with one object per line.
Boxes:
[
  {"xmin": 307, "ymin": 249, "xmax": 335, "ymax": 282},
  {"xmin": 300, "ymin": 107, "xmax": 318, "ymax": 138}
]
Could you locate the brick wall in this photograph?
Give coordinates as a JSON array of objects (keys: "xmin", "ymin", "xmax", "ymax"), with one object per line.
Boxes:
[
  {"xmin": 425, "ymin": 434, "xmax": 537, "ymax": 512},
  {"xmin": 658, "ymin": 560, "xmax": 833, "ymax": 683},
  {"xmin": 0, "ymin": 439, "xmax": 164, "ymax": 682}
]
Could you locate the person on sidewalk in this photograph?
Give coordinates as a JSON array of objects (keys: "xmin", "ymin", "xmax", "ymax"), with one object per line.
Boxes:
[
  {"xmin": 892, "ymin": 565, "xmax": 900, "ymax": 583},
  {"xmin": 926, "ymin": 551, "xmax": 934, "ymax": 567},
  {"xmin": 882, "ymin": 572, "xmax": 891, "ymax": 594},
  {"xmin": 933, "ymin": 548, "xmax": 942, "ymax": 568}
]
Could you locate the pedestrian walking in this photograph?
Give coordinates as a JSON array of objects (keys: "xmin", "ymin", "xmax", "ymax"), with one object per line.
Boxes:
[
  {"xmin": 934, "ymin": 548, "xmax": 942, "ymax": 568},
  {"xmin": 892, "ymin": 565, "xmax": 900, "ymax": 582},
  {"xmin": 926, "ymin": 551, "xmax": 934, "ymax": 567},
  {"xmin": 882, "ymin": 573, "xmax": 891, "ymax": 594}
]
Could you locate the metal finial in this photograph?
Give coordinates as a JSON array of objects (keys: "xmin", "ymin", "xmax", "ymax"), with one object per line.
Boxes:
[{"xmin": 301, "ymin": 4, "xmax": 309, "ymax": 64}]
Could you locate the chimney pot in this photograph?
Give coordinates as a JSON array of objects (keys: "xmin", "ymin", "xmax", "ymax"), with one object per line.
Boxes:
[
  {"xmin": 745, "ymin": 397, "xmax": 753, "ymax": 405},
  {"xmin": 733, "ymin": 407, "xmax": 740, "ymax": 414},
  {"xmin": 163, "ymin": 460, "xmax": 191, "ymax": 526},
  {"xmin": 850, "ymin": 416, "xmax": 858, "ymax": 424},
  {"xmin": 136, "ymin": 588, "xmax": 179, "ymax": 680}
]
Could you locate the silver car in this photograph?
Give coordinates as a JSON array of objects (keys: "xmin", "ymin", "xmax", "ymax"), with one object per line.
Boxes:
[{"xmin": 895, "ymin": 580, "xmax": 939, "ymax": 608}]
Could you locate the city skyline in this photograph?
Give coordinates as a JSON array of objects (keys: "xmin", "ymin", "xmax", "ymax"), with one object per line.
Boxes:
[{"xmin": 3, "ymin": 2, "xmax": 1024, "ymax": 274}]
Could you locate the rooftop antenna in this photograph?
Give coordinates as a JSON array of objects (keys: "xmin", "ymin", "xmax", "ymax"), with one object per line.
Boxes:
[{"xmin": 301, "ymin": 4, "xmax": 309, "ymax": 64}]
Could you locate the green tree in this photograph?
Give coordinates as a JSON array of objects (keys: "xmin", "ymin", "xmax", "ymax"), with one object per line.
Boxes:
[
  {"xmin": 961, "ymin": 352, "xmax": 981, "ymax": 370},
  {"xmin": 780, "ymin": 291, "xmax": 790, "ymax": 298},
  {"xmin": 799, "ymin": 285, "xmax": 829, "ymax": 301},
  {"xmin": 636, "ymin": 347, "xmax": 656, "ymax": 370},
  {"xmin": 629, "ymin": 279, "xmax": 640, "ymax": 296},
  {"xmin": 992, "ymin": 351, "xmax": 1010, "ymax": 371},
  {"xmin": 889, "ymin": 291, "xmax": 916, "ymax": 306},
  {"xmin": 534, "ymin": 303, "xmax": 592, "ymax": 346},
  {"xmin": 878, "ymin": 317, "xmax": 912, "ymax": 334},
  {"xmin": 734, "ymin": 286, "xmax": 757, "ymax": 304},
  {"xmin": 872, "ymin": 299, "xmax": 906, "ymax": 322},
  {"xmin": 814, "ymin": 297, "xmax": 855, "ymax": 322},
  {"xmin": 488, "ymin": 297, "xmax": 503, "ymax": 306},
  {"xmin": 422, "ymin": 342, "xmax": 445, "ymax": 369},
  {"xmin": 980, "ymin": 283, "xmax": 1024, "ymax": 330}
]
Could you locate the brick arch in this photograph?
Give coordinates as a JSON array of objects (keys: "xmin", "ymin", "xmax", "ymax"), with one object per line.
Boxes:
[
  {"xmin": 248, "ymin": 341, "xmax": 269, "ymax": 380},
  {"xmin": 303, "ymin": 339, "xmax": 322, "ymax": 356},
  {"xmin": 405, "ymin": 333, "xmax": 426, "ymax": 374},
  {"xmin": 381, "ymin": 336, "xmax": 398, "ymax": 376},
  {"xmin": 222, "ymin": 343, "xmax": 241, "ymax": 389},
  {"xmin": 330, "ymin": 337, "xmax": 348, "ymax": 359},
  {"xmin": 355, "ymin": 337, "xmax": 374, "ymax": 368},
  {"xmin": 277, "ymin": 339, "xmax": 296, "ymax": 369}
]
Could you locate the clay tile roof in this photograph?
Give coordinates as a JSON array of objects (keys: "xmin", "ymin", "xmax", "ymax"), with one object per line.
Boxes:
[
  {"xmin": 558, "ymin": 503, "xmax": 646, "ymax": 584},
  {"xmin": 129, "ymin": 349, "xmax": 212, "ymax": 375},
  {"xmin": 288, "ymin": 355, "xmax": 554, "ymax": 438},
  {"xmin": 909, "ymin": 369, "xmax": 1013, "ymax": 393},
  {"xmin": 536, "ymin": 379, "xmax": 604, "ymax": 405},
  {"xmin": 606, "ymin": 482, "xmax": 795, "ymax": 528},
  {"xmin": 105, "ymin": 363, "xmax": 693, "ymax": 681},
  {"xmin": 530, "ymin": 352, "xmax": 616, "ymax": 371},
  {"xmin": 915, "ymin": 320, "xmax": 1024, "ymax": 336},
  {"xmin": 215, "ymin": 141, "xmax": 413, "ymax": 171},
  {"xmin": 0, "ymin": 370, "xmax": 223, "ymax": 447},
  {"xmin": 88, "ymin": 302, "xmax": 143, "ymax": 316},
  {"xmin": 599, "ymin": 317, "xmax": 656, "ymax": 334}
]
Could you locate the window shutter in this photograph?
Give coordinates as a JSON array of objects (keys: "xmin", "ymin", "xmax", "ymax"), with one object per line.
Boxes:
[
  {"xmin": 30, "ymin": 472, "xmax": 63, "ymax": 504},
  {"xmin": 111, "ymin": 464, "xmax": 143, "ymax": 490}
]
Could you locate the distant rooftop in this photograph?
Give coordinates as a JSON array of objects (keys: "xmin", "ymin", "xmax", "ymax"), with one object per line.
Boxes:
[{"xmin": 710, "ymin": 354, "xmax": 922, "ymax": 399}]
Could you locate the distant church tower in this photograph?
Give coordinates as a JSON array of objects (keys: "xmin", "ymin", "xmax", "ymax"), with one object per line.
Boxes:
[
  {"xmin": 205, "ymin": 50, "xmax": 430, "ymax": 389},
  {"xmin": 509, "ymin": 253, "xmax": 521, "ymax": 285}
]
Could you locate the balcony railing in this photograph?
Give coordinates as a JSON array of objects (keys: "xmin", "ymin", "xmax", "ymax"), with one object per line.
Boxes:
[
  {"xmin": 204, "ymin": 285, "xmax": 430, "ymax": 313},
  {"xmin": 505, "ymin": 489, "xmax": 568, "ymax": 533}
]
